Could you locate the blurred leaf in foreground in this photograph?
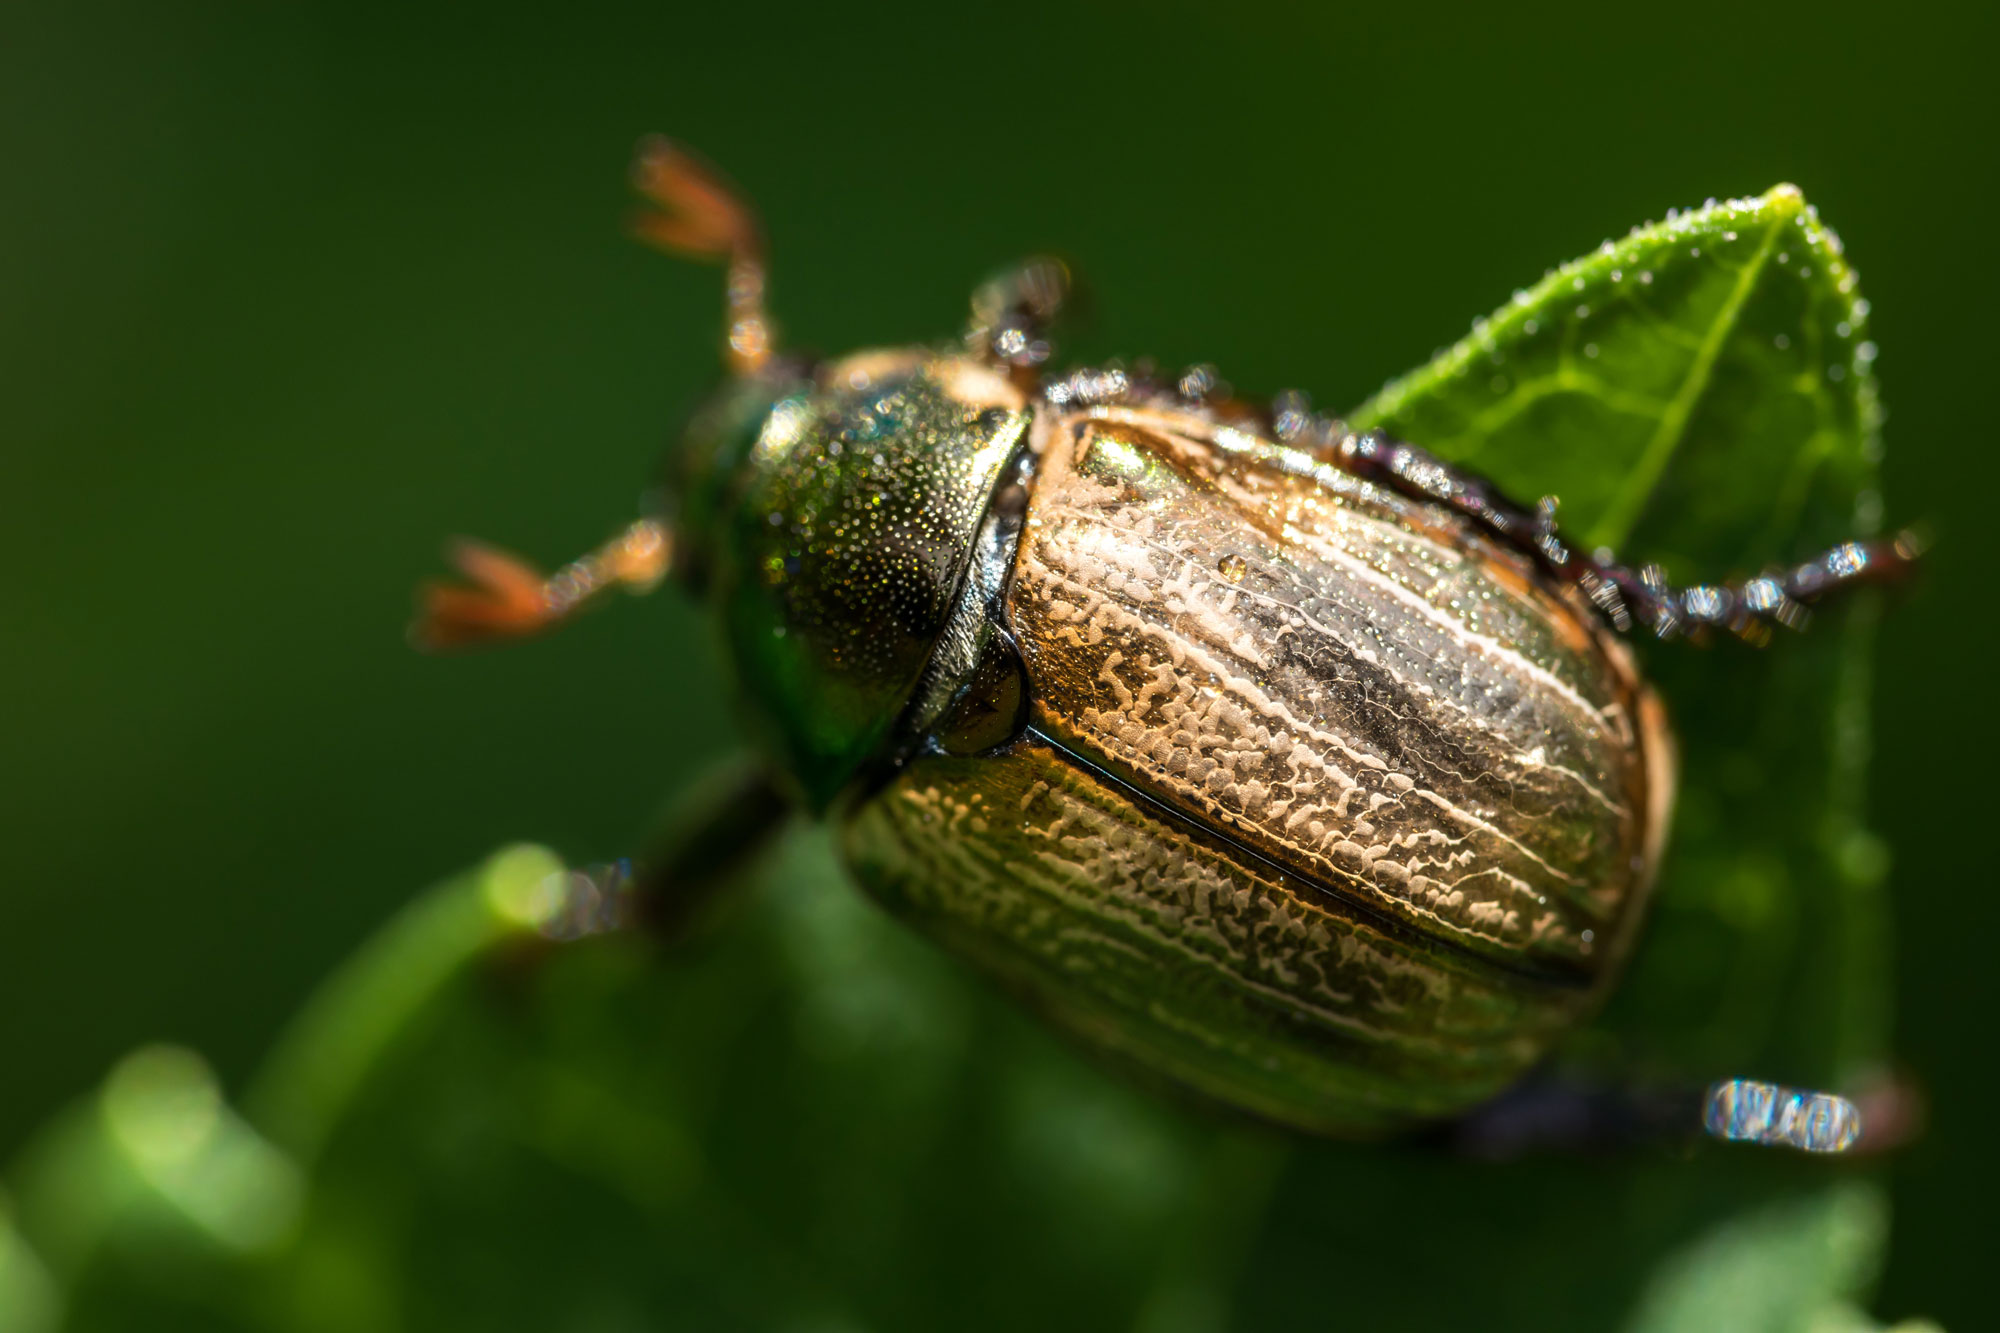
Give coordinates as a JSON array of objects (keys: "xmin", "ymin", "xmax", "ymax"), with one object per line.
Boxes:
[{"xmin": 0, "ymin": 190, "xmax": 1913, "ymax": 1331}]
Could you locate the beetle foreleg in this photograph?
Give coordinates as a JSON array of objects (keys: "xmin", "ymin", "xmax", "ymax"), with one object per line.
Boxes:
[{"xmin": 629, "ymin": 136, "xmax": 774, "ymax": 376}]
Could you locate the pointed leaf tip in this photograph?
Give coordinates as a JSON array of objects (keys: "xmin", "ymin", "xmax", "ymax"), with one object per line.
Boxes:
[{"xmin": 1353, "ymin": 185, "xmax": 1876, "ymax": 561}]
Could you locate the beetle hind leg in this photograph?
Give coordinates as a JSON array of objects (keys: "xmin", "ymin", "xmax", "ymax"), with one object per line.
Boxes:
[
  {"xmin": 1328, "ymin": 430, "xmax": 1921, "ymax": 643},
  {"xmin": 1439, "ymin": 1068, "xmax": 1919, "ymax": 1158}
]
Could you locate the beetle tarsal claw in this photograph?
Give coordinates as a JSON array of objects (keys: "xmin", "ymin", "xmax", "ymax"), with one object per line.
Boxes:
[
  {"xmin": 411, "ymin": 519, "xmax": 673, "ymax": 652},
  {"xmin": 628, "ymin": 136, "xmax": 755, "ymax": 260},
  {"xmin": 628, "ymin": 134, "xmax": 774, "ymax": 376}
]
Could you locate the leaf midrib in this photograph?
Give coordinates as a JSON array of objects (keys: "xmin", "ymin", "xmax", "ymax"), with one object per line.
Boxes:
[{"xmin": 1586, "ymin": 199, "xmax": 1796, "ymax": 550}]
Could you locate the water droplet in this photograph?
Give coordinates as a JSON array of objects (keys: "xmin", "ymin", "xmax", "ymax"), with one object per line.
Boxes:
[{"xmin": 1217, "ymin": 553, "xmax": 1249, "ymax": 584}]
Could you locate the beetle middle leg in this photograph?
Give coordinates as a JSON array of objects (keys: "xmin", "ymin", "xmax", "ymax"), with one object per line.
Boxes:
[
  {"xmin": 410, "ymin": 517, "xmax": 672, "ymax": 651},
  {"xmin": 1326, "ymin": 430, "xmax": 1921, "ymax": 643},
  {"xmin": 629, "ymin": 760, "xmax": 792, "ymax": 941},
  {"xmin": 521, "ymin": 760, "xmax": 791, "ymax": 944}
]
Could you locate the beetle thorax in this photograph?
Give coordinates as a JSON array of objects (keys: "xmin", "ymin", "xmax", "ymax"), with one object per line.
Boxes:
[{"xmin": 678, "ymin": 348, "xmax": 1029, "ymax": 808}]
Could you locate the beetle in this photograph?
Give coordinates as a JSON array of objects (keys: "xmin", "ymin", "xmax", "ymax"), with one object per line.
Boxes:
[{"xmin": 417, "ymin": 139, "xmax": 1913, "ymax": 1141}]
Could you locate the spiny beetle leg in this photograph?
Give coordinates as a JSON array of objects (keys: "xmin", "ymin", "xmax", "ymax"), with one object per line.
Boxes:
[{"xmin": 1328, "ymin": 429, "xmax": 1921, "ymax": 643}]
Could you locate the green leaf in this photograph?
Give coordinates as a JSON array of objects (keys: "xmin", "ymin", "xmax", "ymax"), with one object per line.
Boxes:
[
  {"xmin": 1355, "ymin": 185, "xmax": 1882, "ymax": 567},
  {"xmin": 246, "ymin": 844, "xmax": 566, "ymax": 1162},
  {"xmin": 0, "ymin": 1197, "xmax": 60, "ymax": 1333},
  {"xmin": 1626, "ymin": 1183, "xmax": 1885, "ymax": 1333}
]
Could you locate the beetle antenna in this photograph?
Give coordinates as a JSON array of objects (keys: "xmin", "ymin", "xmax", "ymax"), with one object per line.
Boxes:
[
  {"xmin": 629, "ymin": 136, "xmax": 773, "ymax": 376},
  {"xmin": 411, "ymin": 517, "xmax": 673, "ymax": 651}
]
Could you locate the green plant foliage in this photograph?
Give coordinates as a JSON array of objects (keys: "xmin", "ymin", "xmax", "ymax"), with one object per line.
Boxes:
[{"xmin": 0, "ymin": 192, "xmax": 1904, "ymax": 1331}]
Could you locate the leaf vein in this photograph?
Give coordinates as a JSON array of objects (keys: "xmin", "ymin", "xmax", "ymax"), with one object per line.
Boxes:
[{"xmin": 1586, "ymin": 203, "xmax": 1796, "ymax": 548}]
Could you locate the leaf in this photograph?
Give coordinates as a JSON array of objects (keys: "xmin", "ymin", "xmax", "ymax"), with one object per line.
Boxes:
[
  {"xmin": 1625, "ymin": 1183, "xmax": 1885, "ymax": 1333},
  {"xmin": 1355, "ymin": 185, "xmax": 1882, "ymax": 569},
  {"xmin": 0, "ymin": 1199, "xmax": 59, "ymax": 1333}
]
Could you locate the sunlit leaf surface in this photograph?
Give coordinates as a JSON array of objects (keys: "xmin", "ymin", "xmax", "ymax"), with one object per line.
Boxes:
[{"xmin": 3, "ymin": 192, "xmax": 1897, "ymax": 1331}]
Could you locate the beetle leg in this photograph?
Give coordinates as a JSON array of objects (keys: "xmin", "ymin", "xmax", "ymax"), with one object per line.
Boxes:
[
  {"xmin": 1329, "ymin": 430, "xmax": 1922, "ymax": 643},
  {"xmin": 411, "ymin": 517, "xmax": 672, "ymax": 651},
  {"xmin": 1434, "ymin": 1074, "xmax": 1699, "ymax": 1158},
  {"xmin": 506, "ymin": 762, "xmax": 791, "ymax": 944},
  {"xmin": 629, "ymin": 136, "xmax": 774, "ymax": 376},
  {"xmin": 629, "ymin": 760, "xmax": 791, "ymax": 940},
  {"xmin": 1440, "ymin": 1069, "xmax": 1918, "ymax": 1158},
  {"xmin": 966, "ymin": 257, "xmax": 1070, "ymax": 372}
]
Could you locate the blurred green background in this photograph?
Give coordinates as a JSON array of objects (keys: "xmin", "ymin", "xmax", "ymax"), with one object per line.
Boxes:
[{"xmin": 4, "ymin": 0, "xmax": 1994, "ymax": 1326}]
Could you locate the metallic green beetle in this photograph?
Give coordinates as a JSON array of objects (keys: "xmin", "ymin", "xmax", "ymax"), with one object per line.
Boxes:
[{"xmin": 419, "ymin": 139, "xmax": 1907, "ymax": 1140}]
